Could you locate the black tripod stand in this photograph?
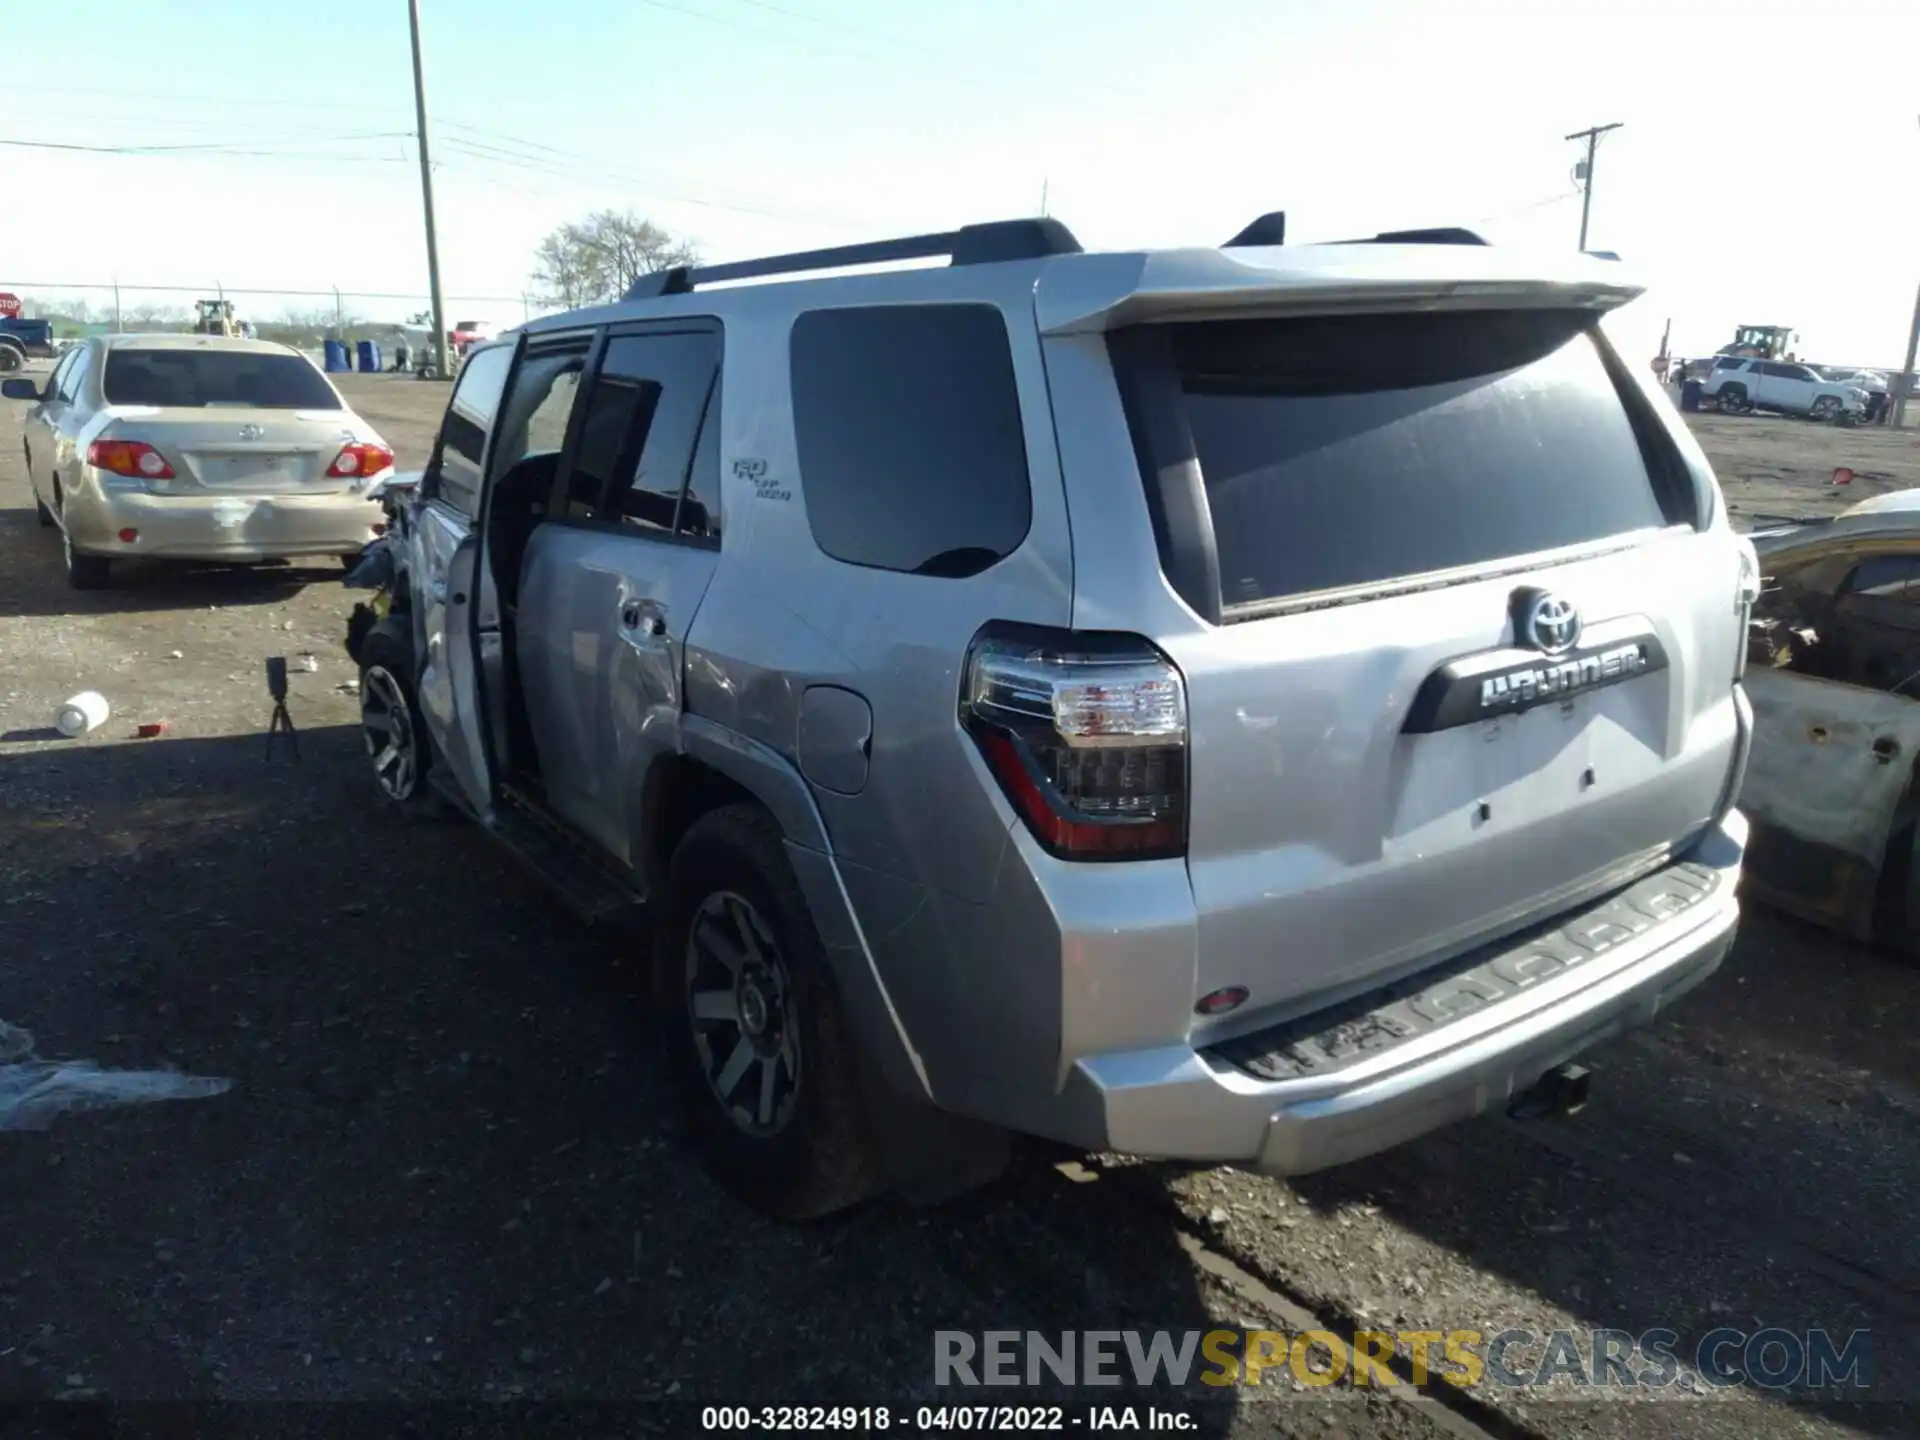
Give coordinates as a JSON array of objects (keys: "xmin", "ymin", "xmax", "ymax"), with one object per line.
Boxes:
[{"xmin": 265, "ymin": 656, "xmax": 300, "ymax": 761}]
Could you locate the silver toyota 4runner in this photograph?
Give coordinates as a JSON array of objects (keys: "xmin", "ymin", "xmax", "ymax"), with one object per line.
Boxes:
[{"xmin": 347, "ymin": 213, "xmax": 1757, "ymax": 1220}]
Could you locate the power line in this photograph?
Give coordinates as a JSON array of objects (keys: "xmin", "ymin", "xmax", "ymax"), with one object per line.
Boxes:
[
  {"xmin": 432, "ymin": 133, "xmax": 867, "ymax": 227},
  {"xmin": 0, "ymin": 132, "xmax": 409, "ymax": 157},
  {"xmin": 3, "ymin": 281, "xmax": 527, "ymax": 304}
]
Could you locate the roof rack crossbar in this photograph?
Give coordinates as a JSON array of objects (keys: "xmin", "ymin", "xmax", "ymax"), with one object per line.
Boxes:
[
  {"xmin": 1331, "ymin": 226, "xmax": 1491, "ymax": 247},
  {"xmin": 622, "ymin": 217, "xmax": 1082, "ymax": 300}
]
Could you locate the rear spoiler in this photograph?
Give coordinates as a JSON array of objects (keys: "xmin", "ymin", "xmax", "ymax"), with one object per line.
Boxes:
[{"xmin": 1035, "ymin": 247, "xmax": 1643, "ymax": 336}]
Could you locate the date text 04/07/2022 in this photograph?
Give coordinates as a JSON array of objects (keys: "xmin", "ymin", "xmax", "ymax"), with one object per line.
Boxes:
[{"xmin": 699, "ymin": 1403, "xmax": 1201, "ymax": 1431}]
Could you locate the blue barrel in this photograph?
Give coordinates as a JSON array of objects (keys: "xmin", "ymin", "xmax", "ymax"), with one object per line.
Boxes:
[
  {"xmin": 323, "ymin": 339, "xmax": 351, "ymax": 373},
  {"xmin": 356, "ymin": 339, "xmax": 381, "ymax": 373}
]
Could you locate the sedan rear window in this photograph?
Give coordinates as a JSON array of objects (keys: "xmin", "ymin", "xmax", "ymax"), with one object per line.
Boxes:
[
  {"xmin": 1115, "ymin": 309, "xmax": 1676, "ymax": 611},
  {"xmin": 102, "ymin": 350, "xmax": 341, "ymax": 410}
]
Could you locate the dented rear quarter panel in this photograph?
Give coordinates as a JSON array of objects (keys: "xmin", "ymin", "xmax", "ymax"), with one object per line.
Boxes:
[{"xmin": 1739, "ymin": 667, "xmax": 1920, "ymax": 939}]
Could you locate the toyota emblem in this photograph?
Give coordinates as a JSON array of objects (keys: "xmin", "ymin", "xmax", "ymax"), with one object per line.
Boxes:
[{"xmin": 1515, "ymin": 588, "xmax": 1582, "ymax": 654}]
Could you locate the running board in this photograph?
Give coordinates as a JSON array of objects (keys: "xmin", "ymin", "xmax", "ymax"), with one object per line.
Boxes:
[{"xmin": 483, "ymin": 784, "xmax": 650, "ymax": 931}]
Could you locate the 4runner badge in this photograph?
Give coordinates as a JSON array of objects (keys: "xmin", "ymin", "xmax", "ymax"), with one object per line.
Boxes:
[{"xmin": 735, "ymin": 457, "xmax": 790, "ymax": 503}]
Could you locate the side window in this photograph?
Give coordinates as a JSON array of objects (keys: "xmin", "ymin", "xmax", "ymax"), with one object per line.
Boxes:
[
  {"xmin": 789, "ymin": 304, "xmax": 1031, "ymax": 577},
  {"xmin": 1713, "ymin": 358, "xmax": 1744, "ymax": 372},
  {"xmin": 43, "ymin": 352, "xmax": 73, "ymax": 401},
  {"xmin": 490, "ymin": 345, "xmax": 590, "ymax": 483},
  {"xmin": 428, "ymin": 344, "xmax": 513, "ymax": 518},
  {"xmin": 568, "ymin": 330, "xmax": 721, "ymax": 542},
  {"xmin": 62, "ymin": 348, "xmax": 92, "ymax": 402},
  {"xmin": 1840, "ymin": 554, "xmax": 1920, "ymax": 603},
  {"xmin": 1760, "ymin": 362, "xmax": 1800, "ymax": 380}
]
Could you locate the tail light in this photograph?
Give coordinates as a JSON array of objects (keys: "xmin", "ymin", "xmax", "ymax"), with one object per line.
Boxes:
[
  {"xmin": 1734, "ymin": 535, "xmax": 1761, "ymax": 683},
  {"xmin": 960, "ymin": 625, "xmax": 1188, "ymax": 861},
  {"xmin": 87, "ymin": 440, "xmax": 173, "ymax": 480},
  {"xmin": 327, "ymin": 441, "xmax": 396, "ymax": 479}
]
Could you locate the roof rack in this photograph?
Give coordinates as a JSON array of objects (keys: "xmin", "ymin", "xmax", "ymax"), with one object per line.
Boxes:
[
  {"xmin": 623, "ymin": 217, "xmax": 1083, "ymax": 300},
  {"xmin": 1332, "ymin": 226, "xmax": 1490, "ymax": 247},
  {"xmin": 1224, "ymin": 211, "xmax": 1286, "ymax": 247}
]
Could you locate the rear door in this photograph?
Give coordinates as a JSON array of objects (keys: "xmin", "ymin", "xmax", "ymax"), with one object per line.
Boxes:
[
  {"xmin": 410, "ymin": 342, "xmax": 515, "ymax": 816},
  {"xmin": 1072, "ymin": 304, "xmax": 1744, "ymax": 1012},
  {"xmin": 1758, "ymin": 361, "xmax": 1814, "ymax": 414},
  {"xmin": 45, "ymin": 344, "xmax": 93, "ymax": 507},
  {"xmin": 516, "ymin": 323, "xmax": 724, "ymax": 865},
  {"xmin": 27, "ymin": 349, "xmax": 74, "ymax": 509},
  {"xmin": 94, "ymin": 346, "xmax": 362, "ymax": 491}
]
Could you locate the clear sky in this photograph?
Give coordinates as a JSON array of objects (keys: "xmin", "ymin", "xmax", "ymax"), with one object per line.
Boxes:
[{"xmin": 5, "ymin": 0, "xmax": 1918, "ymax": 367}]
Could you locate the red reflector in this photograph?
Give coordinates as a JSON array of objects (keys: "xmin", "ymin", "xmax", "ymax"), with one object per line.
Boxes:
[
  {"xmin": 117, "ymin": 528, "xmax": 138, "ymax": 543},
  {"xmin": 371, "ymin": 523, "xmax": 387, "ymax": 536},
  {"xmin": 1195, "ymin": 986, "xmax": 1250, "ymax": 1017}
]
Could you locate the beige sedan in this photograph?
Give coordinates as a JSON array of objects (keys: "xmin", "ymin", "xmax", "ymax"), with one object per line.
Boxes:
[{"xmin": 2, "ymin": 334, "xmax": 393, "ymax": 589}]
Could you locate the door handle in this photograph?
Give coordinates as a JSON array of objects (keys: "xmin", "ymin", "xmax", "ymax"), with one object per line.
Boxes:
[{"xmin": 620, "ymin": 600, "xmax": 666, "ymax": 638}]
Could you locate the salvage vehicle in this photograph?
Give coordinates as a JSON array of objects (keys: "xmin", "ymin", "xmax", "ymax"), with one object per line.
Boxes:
[
  {"xmin": 1740, "ymin": 490, "xmax": 1920, "ymax": 948},
  {"xmin": 1703, "ymin": 357, "xmax": 1868, "ymax": 420},
  {"xmin": 346, "ymin": 213, "xmax": 1754, "ymax": 1220},
  {"xmin": 1, "ymin": 334, "xmax": 394, "ymax": 589}
]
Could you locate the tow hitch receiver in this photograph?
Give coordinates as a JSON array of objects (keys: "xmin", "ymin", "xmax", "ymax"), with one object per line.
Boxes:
[{"xmin": 1507, "ymin": 1062, "xmax": 1592, "ymax": 1120}]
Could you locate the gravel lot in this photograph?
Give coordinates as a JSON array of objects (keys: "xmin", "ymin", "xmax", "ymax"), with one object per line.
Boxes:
[{"xmin": 2, "ymin": 370, "xmax": 1916, "ymax": 1438}]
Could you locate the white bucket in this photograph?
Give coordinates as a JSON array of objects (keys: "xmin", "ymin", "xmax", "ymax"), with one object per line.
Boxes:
[{"xmin": 55, "ymin": 691, "xmax": 109, "ymax": 738}]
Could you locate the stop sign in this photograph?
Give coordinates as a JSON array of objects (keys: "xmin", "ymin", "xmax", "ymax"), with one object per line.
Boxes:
[{"xmin": 0, "ymin": 294, "xmax": 20, "ymax": 318}]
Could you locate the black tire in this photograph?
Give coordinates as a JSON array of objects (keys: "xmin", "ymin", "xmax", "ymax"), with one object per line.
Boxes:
[
  {"xmin": 1717, "ymin": 385, "xmax": 1750, "ymax": 414},
  {"xmin": 0, "ymin": 344, "xmax": 23, "ymax": 374},
  {"xmin": 658, "ymin": 803, "xmax": 881, "ymax": 1220},
  {"xmin": 1811, "ymin": 396, "xmax": 1841, "ymax": 421},
  {"xmin": 34, "ymin": 496, "xmax": 54, "ymax": 528},
  {"xmin": 358, "ymin": 623, "xmax": 434, "ymax": 809},
  {"xmin": 61, "ymin": 525, "xmax": 111, "ymax": 590}
]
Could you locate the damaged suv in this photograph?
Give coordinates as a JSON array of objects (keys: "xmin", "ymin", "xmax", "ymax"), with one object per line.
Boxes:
[{"xmin": 345, "ymin": 213, "xmax": 1754, "ymax": 1219}]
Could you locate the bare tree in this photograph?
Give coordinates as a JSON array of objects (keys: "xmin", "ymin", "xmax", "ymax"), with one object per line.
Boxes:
[
  {"xmin": 22, "ymin": 296, "xmax": 96, "ymax": 325},
  {"xmin": 122, "ymin": 304, "xmax": 190, "ymax": 332},
  {"xmin": 531, "ymin": 211, "xmax": 697, "ymax": 309}
]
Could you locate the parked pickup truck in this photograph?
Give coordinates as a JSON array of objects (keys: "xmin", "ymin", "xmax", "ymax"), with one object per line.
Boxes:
[{"xmin": 0, "ymin": 318, "xmax": 57, "ymax": 372}]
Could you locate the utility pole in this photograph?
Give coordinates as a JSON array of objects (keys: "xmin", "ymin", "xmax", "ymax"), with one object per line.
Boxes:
[
  {"xmin": 1565, "ymin": 122, "xmax": 1622, "ymax": 253},
  {"xmin": 1894, "ymin": 277, "xmax": 1920, "ymax": 428},
  {"xmin": 408, "ymin": 0, "xmax": 450, "ymax": 379},
  {"xmin": 1896, "ymin": 115, "xmax": 1920, "ymax": 429},
  {"xmin": 1040, "ymin": 178, "xmax": 1049, "ymax": 218}
]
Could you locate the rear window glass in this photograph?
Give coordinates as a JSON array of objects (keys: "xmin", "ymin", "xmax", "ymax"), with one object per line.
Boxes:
[
  {"xmin": 790, "ymin": 304, "xmax": 1030, "ymax": 578},
  {"xmin": 1135, "ymin": 310, "xmax": 1671, "ymax": 608},
  {"xmin": 102, "ymin": 349, "xmax": 340, "ymax": 409}
]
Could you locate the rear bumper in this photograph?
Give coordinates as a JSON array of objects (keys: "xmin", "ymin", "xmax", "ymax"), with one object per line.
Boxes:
[
  {"xmin": 65, "ymin": 482, "xmax": 383, "ymax": 561},
  {"xmin": 1054, "ymin": 810, "xmax": 1745, "ymax": 1174}
]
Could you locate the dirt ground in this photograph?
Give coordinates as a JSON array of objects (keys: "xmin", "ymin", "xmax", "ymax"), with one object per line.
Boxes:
[
  {"xmin": 1689, "ymin": 406, "xmax": 1920, "ymax": 527},
  {"xmin": 1, "ymin": 371, "xmax": 1917, "ymax": 1438}
]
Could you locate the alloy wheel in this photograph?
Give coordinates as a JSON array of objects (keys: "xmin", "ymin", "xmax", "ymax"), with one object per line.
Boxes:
[
  {"xmin": 360, "ymin": 665, "xmax": 418, "ymax": 800},
  {"xmin": 685, "ymin": 890, "xmax": 801, "ymax": 1138}
]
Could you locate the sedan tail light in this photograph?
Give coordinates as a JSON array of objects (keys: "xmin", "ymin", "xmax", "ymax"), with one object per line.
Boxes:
[
  {"xmin": 960, "ymin": 624, "xmax": 1188, "ymax": 861},
  {"xmin": 327, "ymin": 441, "xmax": 396, "ymax": 479},
  {"xmin": 87, "ymin": 440, "xmax": 174, "ymax": 479}
]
